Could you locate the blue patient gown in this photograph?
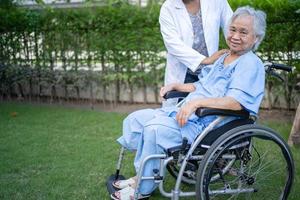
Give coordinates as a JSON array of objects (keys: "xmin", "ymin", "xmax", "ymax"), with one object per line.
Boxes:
[{"xmin": 117, "ymin": 51, "xmax": 265, "ymax": 195}]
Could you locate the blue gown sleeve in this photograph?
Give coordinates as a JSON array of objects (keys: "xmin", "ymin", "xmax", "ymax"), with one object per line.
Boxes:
[
  {"xmin": 225, "ymin": 53, "xmax": 265, "ymax": 114},
  {"xmin": 193, "ymin": 64, "xmax": 213, "ymax": 89}
]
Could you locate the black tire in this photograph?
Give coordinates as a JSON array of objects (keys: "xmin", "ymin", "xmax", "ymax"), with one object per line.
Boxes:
[
  {"xmin": 167, "ymin": 160, "xmax": 198, "ymax": 185},
  {"xmin": 196, "ymin": 124, "xmax": 294, "ymax": 200},
  {"xmin": 166, "ymin": 153, "xmax": 236, "ymax": 185}
]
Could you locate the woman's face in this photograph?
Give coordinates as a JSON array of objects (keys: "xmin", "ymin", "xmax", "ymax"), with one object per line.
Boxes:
[{"xmin": 226, "ymin": 15, "xmax": 257, "ymax": 55}]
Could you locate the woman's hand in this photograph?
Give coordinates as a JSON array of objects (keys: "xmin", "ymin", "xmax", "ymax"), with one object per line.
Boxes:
[
  {"xmin": 201, "ymin": 49, "xmax": 229, "ymax": 65},
  {"xmin": 176, "ymin": 101, "xmax": 198, "ymax": 127},
  {"xmin": 160, "ymin": 84, "xmax": 175, "ymax": 99}
]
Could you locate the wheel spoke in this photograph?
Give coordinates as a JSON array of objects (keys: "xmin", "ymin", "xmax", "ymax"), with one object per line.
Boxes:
[{"xmin": 196, "ymin": 126, "xmax": 294, "ymax": 200}]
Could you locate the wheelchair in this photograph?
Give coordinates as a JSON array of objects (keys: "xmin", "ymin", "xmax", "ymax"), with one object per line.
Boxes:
[{"xmin": 106, "ymin": 62, "xmax": 295, "ymax": 200}]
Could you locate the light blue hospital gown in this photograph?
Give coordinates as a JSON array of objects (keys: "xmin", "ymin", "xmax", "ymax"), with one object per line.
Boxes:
[{"xmin": 117, "ymin": 51, "xmax": 265, "ymax": 195}]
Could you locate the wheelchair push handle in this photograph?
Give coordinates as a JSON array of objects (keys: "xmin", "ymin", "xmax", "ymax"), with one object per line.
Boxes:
[
  {"xmin": 264, "ymin": 62, "xmax": 293, "ymax": 82},
  {"xmin": 265, "ymin": 62, "xmax": 292, "ymax": 72}
]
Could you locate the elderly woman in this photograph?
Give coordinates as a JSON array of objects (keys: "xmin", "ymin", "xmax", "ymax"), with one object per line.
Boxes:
[{"xmin": 111, "ymin": 6, "xmax": 267, "ymax": 200}]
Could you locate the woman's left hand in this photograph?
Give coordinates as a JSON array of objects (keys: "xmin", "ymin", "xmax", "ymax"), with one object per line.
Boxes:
[{"xmin": 176, "ymin": 101, "xmax": 197, "ymax": 127}]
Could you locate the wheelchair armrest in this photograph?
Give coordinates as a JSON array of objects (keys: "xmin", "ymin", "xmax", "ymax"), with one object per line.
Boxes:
[
  {"xmin": 163, "ymin": 90, "xmax": 189, "ymax": 99},
  {"xmin": 195, "ymin": 108, "xmax": 250, "ymax": 118},
  {"xmin": 167, "ymin": 143, "xmax": 191, "ymax": 157}
]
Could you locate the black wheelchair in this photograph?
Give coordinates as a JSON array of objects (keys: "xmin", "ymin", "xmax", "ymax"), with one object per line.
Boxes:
[{"xmin": 106, "ymin": 62, "xmax": 295, "ymax": 200}]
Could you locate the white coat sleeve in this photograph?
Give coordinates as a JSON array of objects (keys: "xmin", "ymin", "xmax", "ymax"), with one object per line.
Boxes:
[
  {"xmin": 159, "ymin": 5, "xmax": 206, "ymax": 72},
  {"xmin": 220, "ymin": 0, "xmax": 233, "ymax": 38}
]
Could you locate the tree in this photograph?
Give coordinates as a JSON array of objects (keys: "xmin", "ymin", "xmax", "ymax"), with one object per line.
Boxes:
[{"xmin": 288, "ymin": 102, "xmax": 300, "ymax": 146}]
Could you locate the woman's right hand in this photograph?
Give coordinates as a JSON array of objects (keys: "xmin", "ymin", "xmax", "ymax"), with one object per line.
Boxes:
[
  {"xmin": 176, "ymin": 100, "xmax": 197, "ymax": 127},
  {"xmin": 201, "ymin": 49, "xmax": 229, "ymax": 65}
]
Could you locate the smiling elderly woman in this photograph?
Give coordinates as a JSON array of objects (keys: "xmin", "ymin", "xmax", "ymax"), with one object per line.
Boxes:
[{"xmin": 111, "ymin": 6, "xmax": 267, "ymax": 200}]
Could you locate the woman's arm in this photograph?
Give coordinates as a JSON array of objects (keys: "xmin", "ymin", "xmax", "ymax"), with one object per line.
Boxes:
[
  {"xmin": 160, "ymin": 83, "xmax": 196, "ymax": 99},
  {"xmin": 176, "ymin": 96, "xmax": 241, "ymax": 127},
  {"xmin": 191, "ymin": 96, "xmax": 242, "ymax": 111}
]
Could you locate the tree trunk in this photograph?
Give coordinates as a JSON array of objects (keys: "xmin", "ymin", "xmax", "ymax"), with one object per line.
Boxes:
[
  {"xmin": 140, "ymin": 55, "xmax": 148, "ymax": 103},
  {"xmin": 266, "ymin": 81, "xmax": 273, "ymax": 110},
  {"xmin": 154, "ymin": 82, "xmax": 159, "ymax": 104},
  {"xmin": 29, "ymin": 78, "xmax": 33, "ymax": 102},
  {"xmin": 114, "ymin": 63, "xmax": 120, "ymax": 105},
  {"xmin": 23, "ymin": 32, "xmax": 30, "ymax": 100},
  {"xmin": 49, "ymin": 52, "xmax": 55, "ymax": 103},
  {"xmin": 32, "ymin": 31, "xmax": 40, "ymax": 102},
  {"xmin": 89, "ymin": 82, "xmax": 94, "ymax": 110},
  {"xmin": 87, "ymin": 53, "xmax": 94, "ymax": 108},
  {"xmin": 129, "ymin": 83, "xmax": 134, "ymax": 104},
  {"xmin": 34, "ymin": 34, "xmax": 45, "ymax": 102},
  {"xmin": 17, "ymin": 83, "xmax": 24, "ymax": 100},
  {"xmin": 61, "ymin": 49, "xmax": 68, "ymax": 103},
  {"xmin": 100, "ymin": 53, "xmax": 107, "ymax": 106},
  {"xmin": 288, "ymin": 103, "xmax": 300, "ymax": 146},
  {"xmin": 142, "ymin": 80, "xmax": 148, "ymax": 103},
  {"xmin": 74, "ymin": 43, "xmax": 80, "ymax": 102},
  {"xmin": 115, "ymin": 79, "xmax": 120, "ymax": 105}
]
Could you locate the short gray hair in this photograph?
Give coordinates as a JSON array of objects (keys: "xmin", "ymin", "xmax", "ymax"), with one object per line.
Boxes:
[{"xmin": 227, "ymin": 6, "xmax": 267, "ymax": 51}]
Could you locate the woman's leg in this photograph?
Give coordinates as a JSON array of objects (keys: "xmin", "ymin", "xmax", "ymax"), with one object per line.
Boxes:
[
  {"xmin": 114, "ymin": 115, "xmax": 202, "ymax": 197},
  {"xmin": 117, "ymin": 109, "xmax": 156, "ymax": 151},
  {"xmin": 134, "ymin": 116, "xmax": 184, "ymax": 195}
]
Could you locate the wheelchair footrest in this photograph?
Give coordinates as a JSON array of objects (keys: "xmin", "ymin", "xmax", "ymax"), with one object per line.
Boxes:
[
  {"xmin": 106, "ymin": 174, "xmax": 126, "ymax": 196},
  {"xmin": 106, "ymin": 174, "xmax": 151, "ymax": 199}
]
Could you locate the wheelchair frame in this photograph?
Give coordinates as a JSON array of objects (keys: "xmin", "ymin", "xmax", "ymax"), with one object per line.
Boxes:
[
  {"xmin": 106, "ymin": 62, "xmax": 295, "ymax": 200},
  {"xmin": 135, "ymin": 115, "xmax": 225, "ymax": 199}
]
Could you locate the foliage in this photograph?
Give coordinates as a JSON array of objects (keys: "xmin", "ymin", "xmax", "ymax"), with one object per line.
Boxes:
[
  {"xmin": 0, "ymin": 0, "xmax": 299, "ymax": 107},
  {"xmin": 0, "ymin": 3, "xmax": 165, "ymax": 103}
]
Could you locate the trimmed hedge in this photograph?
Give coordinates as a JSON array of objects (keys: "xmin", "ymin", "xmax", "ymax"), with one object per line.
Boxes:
[{"xmin": 0, "ymin": 0, "xmax": 299, "ymax": 107}]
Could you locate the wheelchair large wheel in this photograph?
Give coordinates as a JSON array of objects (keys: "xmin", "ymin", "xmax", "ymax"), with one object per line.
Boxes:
[
  {"xmin": 167, "ymin": 152, "xmax": 236, "ymax": 185},
  {"xmin": 167, "ymin": 160, "xmax": 198, "ymax": 185},
  {"xmin": 196, "ymin": 124, "xmax": 294, "ymax": 200}
]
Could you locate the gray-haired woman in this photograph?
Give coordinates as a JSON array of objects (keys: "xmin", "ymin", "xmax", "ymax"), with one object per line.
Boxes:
[{"xmin": 111, "ymin": 6, "xmax": 267, "ymax": 200}]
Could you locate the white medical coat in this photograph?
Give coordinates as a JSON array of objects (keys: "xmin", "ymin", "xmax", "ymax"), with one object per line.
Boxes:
[{"xmin": 159, "ymin": 0, "xmax": 233, "ymax": 86}]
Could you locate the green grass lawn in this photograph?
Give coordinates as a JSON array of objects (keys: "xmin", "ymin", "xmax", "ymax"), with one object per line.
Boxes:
[{"xmin": 0, "ymin": 102, "xmax": 299, "ymax": 200}]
